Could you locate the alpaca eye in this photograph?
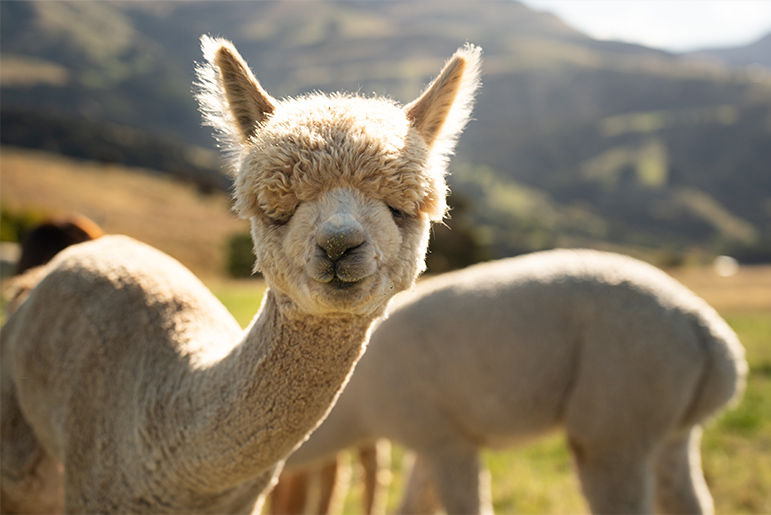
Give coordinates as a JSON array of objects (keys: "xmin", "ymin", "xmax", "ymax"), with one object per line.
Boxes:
[
  {"xmin": 264, "ymin": 210, "xmax": 293, "ymax": 226},
  {"xmin": 388, "ymin": 205, "xmax": 405, "ymax": 220}
]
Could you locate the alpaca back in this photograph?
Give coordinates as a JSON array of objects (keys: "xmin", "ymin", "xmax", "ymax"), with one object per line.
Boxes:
[{"xmin": 548, "ymin": 249, "xmax": 746, "ymax": 430}]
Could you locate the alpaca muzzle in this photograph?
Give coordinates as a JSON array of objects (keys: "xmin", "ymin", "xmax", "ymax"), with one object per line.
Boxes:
[
  {"xmin": 317, "ymin": 215, "xmax": 366, "ymax": 262},
  {"xmin": 310, "ymin": 215, "xmax": 376, "ymax": 287}
]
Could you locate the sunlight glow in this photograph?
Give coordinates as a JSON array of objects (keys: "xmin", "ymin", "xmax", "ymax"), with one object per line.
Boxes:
[{"xmin": 519, "ymin": 0, "xmax": 771, "ymax": 52}]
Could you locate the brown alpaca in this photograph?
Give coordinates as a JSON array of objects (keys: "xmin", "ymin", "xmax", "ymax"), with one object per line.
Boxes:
[
  {"xmin": 3, "ymin": 214, "xmax": 104, "ymax": 315},
  {"xmin": 14, "ymin": 214, "xmax": 104, "ymax": 275},
  {"xmin": 0, "ymin": 37, "xmax": 481, "ymax": 514}
]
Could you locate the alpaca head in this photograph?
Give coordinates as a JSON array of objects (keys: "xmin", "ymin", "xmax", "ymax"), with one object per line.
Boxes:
[{"xmin": 197, "ymin": 36, "xmax": 481, "ymax": 317}]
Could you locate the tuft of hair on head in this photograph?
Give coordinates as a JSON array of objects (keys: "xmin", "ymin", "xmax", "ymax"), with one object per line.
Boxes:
[
  {"xmin": 405, "ymin": 43, "xmax": 482, "ymax": 169},
  {"xmin": 195, "ymin": 35, "xmax": 276, "ymax": 169}
]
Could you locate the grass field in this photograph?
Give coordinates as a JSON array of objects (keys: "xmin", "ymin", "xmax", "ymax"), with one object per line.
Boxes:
[{"xmin": 206, "ymin": 266, "xmax": 770, "ymax": 514}]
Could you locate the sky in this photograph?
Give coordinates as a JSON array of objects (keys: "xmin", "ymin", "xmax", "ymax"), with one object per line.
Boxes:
[{"xmin": 518, "ymin": 0, "xmax": 771, "ymax": 52}]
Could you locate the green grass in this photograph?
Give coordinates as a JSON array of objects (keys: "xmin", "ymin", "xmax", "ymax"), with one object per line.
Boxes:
[
  {"xmin": 207, "ymin": 276, "xmax": 770, "ymax": 514},
  {"xmin": 485, "ymin": 436, "xmax": 585, "ymax": 514},
  {"xmin": 206, "ymin": 278, "xmax": 267, "ymax": 328},
  {"xmin": 702, "ymin": 312, "xmax": 771, "ymax": 514}
]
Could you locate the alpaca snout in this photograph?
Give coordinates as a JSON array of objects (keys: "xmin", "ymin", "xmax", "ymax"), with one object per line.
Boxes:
[
  {"xmin": 309, "ymin": 216, "xmax": 377, "ymax": 286},
  {"xmin": 316, "ymin": 215, "xmax": 366, "ymax": 261},
  {"xmin": 308, "ymin": 243, "xmax": 377, "ymax": 285}
]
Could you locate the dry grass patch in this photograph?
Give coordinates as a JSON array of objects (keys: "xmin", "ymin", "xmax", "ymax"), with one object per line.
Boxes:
[
  {"xmin": 667, "ymin": 263, "xmax": 771, "ymax": 314},
  {"xmin": 1, "ymin": 146, "xmax": 247, "ymax": 277}
]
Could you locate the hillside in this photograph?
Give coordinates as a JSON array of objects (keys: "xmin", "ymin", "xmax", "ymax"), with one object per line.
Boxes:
[
  {"xmin": 0, "ymin": 147, "xmax": 247, "ymax": 277},
  {"xmin": 2, "ymin": 0, "xmax": 770, "ymax": 263},
  {"xmin": 685, "ymin": 32, "xmax": 771, "ymax": 68}
]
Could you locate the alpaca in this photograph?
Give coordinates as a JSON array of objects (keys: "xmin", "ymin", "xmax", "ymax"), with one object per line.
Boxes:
[
  {"xmin": 0, "ymin": 37, "xmax": 482, "ymax": 514},
  {"xmin": 3, "ymin": 214, "xmax": 103, "ymax": 315},
  {"xmin": 279, "ymin": 249, "xmax": 748, "ymax": 515},
  {"xmin": 14, "ymin": 214, "xmax": 104, "ymax": 275},
  {"xmin": 271, "ymin": 441, "xmax": 390, "ymax": 515}
]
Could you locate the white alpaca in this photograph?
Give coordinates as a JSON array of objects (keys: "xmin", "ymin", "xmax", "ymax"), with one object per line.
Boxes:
[
  {"xmin": 280, "ymin": 249, "xmax": 747, "ymax": 515},
  {"xmin": 0, "ymin": 37, "xmax": 481, "ymax": 514}
]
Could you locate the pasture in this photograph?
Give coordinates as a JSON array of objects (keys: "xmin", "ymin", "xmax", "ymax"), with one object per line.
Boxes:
[{"xmin": 209, "ymin": 266, "xmax": 770, "ymax": 514}]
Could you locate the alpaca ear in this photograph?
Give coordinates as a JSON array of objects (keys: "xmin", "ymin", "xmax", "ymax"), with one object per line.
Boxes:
[
  {"xmin": 405, "ymin": 44, "xmax": 482, "ymax": 153},
  {"xmin": 196, "ymin": 35, "xmax": 276, "ymax": 146}
]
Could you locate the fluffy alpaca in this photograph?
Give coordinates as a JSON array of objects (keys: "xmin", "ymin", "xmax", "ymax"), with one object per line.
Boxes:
[
  {"xmin": 0, "ymin": 37, "xmax": 481, "ymax": 514},
  {"xmin": 279, "ymin": 249, "xmax": 748, "ymax": 515}
]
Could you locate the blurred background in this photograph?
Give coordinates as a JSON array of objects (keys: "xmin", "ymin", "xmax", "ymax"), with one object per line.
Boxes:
[
  {"xmin": 2, "ymin": 0, "xmax": 770, "ymax": 278},
  {"xmin": 1, "ymin": 2, "xmax": 770, "ymax": 513}
]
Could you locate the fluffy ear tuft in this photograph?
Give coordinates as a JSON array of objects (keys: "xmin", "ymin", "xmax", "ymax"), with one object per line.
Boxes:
[
  {"xmin": 405, "ymin": 43, "xmax": 482, "ymax": 158},
  {"xmin": 195, "ymin": 35, "xmax": 276, "ymax": 152}
]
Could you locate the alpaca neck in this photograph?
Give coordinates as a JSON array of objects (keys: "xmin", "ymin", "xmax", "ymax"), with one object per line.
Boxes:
[{"xmin": 162, "ymin": 287, "xmax": 376, "ymax": 494}]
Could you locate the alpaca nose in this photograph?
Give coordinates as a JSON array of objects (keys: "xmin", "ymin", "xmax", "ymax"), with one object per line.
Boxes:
[{"xmin": 317, "ymin": 215, "xmax": 366, "ymax": 261}]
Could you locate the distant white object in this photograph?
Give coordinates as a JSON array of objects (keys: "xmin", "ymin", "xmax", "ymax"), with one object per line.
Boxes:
[{"xmin": 714, "ymin": 255, "xmax": 739, "ymax": 277}]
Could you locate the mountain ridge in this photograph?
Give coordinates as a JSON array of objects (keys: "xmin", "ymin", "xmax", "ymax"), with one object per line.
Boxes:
[{"xmin": 684, "ymin": 31, "xmax": 771, "ymax": 68}]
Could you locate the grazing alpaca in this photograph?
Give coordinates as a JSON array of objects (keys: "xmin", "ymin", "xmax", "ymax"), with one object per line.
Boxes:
[
  {"xmin": 14, "ymin": 214, "xmax": 104, "ymax": 275},
  {"xmin": 0, "ymin": 37, "xmax": 481, "ymax": 514},
  {"xmin": 271, "ymin": 441, "xmax": 390, "ymax": 515},
  {"xmin": 279, "ymin": 249, "xmax": 747, "ymax": 515},
  {"xmin": 3, "ymin": 214, "xmax": 104, "ymax": 315}
]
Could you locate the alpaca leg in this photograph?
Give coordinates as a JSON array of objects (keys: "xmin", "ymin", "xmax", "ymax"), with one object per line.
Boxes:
[
  {"xmin": 398, "ymin": 454, "xmax": 443, "ymax": 515},
  {"xmin": 269, "ymin": 469, "xmax": 309, "ymax": 514},
  {"xmin": 654, "ymin": 427, "xmax": 714, "ymax": 515},
  {"xmin": 315, "ymin": 460, "xmax": 338, "ymax": 515},
  {"xmin": 426, "ymin": 445, "xmax": 492, "ymax": 515},
  {"xmin": 316, "ymin": 455, "xmax": 350, "ymax": 515},
  {"xmin": 359, "ymin": 439, "xmax": 391, "ymax": 515},
  {"xmin": 569, "ymin": 439, "xmax": 654, "ymax": 514},
  {"xmin": 1, "ymin": 380, "xmax": 63, "ymax": 514}
]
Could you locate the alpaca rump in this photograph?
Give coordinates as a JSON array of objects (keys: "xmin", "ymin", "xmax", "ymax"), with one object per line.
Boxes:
[
  {"xmin": 0, "ymin": 38, "xmax": 482, "ymax": 513},
  {"xmin": 282, "ymin": 249, "xmax": 747, "ymax": 515}
]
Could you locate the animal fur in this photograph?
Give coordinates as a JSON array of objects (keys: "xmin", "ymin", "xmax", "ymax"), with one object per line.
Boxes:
[
  {"xmin": 281, "ymin": 249, "xmax": 747, "ymax": 514},
  {"xmin": 0, "ymin": 38, "xmax": 482, "ymax": 513}
]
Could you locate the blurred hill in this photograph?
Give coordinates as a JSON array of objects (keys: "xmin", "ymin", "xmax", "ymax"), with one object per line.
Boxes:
[
  {"xmin": 2, "ymin": 0, "xmax": 770, "ymax": 264},
  {"xmin": 685, "ymin": 32, "xmax": 771, "ymax": 68}
]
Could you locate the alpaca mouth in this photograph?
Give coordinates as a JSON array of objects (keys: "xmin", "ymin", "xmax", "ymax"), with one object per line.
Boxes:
[
  {"xmin": 310, "ymin": 263, "xmax": 369, "ymax": 288},
  {"xmin": 327, "ymin": 277, "xmax": 362, "ymax": 290},
  {"xmin": 308, "ymin": 250, "xmax": 376, "ymax": 290}
]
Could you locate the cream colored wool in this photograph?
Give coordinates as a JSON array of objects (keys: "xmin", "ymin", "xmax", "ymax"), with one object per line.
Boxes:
[
  {"xmin": 283, "ymin": 249, "xmax": 747, "ymax": 515},
  {"xmin": 0, "ymin": 37, "xmax": 481, "ymax": 514}
]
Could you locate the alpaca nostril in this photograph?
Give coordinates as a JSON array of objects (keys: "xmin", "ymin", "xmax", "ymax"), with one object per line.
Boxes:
[
  {"xmin": 319, "ymin": 236, "xmax": 364, "ymax": 262},
  {"xmin": 317, "ymin": 218, "xmax": 367, "ymax": 262}
]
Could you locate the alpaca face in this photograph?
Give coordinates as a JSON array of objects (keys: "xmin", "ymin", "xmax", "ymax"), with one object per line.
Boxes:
[
  {"xmin": 251, "ymin": 184, "xmax": 430, "ymax": 317},
  {"xmin": 197, "ymin": 36, "xmax": 481, "ymax": 316},
  {"xmin": 238, "ymin": 97, "xmax": 434, "ymax": 316}
]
